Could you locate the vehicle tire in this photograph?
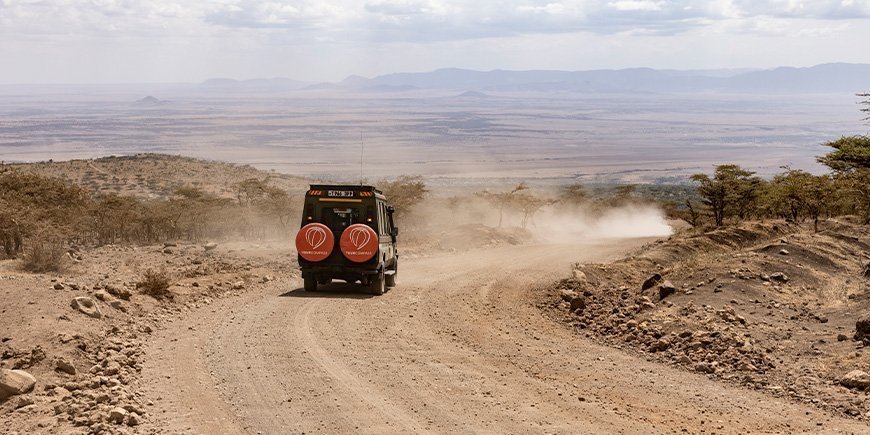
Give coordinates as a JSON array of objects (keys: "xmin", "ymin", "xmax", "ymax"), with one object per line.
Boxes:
[
  {"xmin": 317, "ymin": 277, "xmax": 332, "ymax": 285},
  {"xmin": 303, "ymin": 275, "xmax": 318, "ymax": 292},
  {"xmin": 385, "ymin": 264, "xmax": 397, "ymax": 288},
  {"xmin": 369, "ymin": 270, "xmax": 385, "ymax": 295}
]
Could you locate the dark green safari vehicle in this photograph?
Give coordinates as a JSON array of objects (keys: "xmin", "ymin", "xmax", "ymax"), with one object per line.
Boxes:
[{"xmin": 295, "ymin": 185, "xmax": 398, "ymax": 295}]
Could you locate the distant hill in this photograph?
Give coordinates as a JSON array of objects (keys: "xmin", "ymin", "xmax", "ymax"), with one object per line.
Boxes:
[
  {"xmin": 134, "ymin": 95, "xmax": 162, "ymax": 106},
  {"xmin": 7, "ymin": 154, "xmax": 309, "ymax": 199},
  {"xmin": 327, "ymin": 63, "xmax": 870, "ymax": 94}
]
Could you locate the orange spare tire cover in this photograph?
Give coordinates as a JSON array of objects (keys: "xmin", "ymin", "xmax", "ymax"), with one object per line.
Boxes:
[
  {"xmin": 340, "ymin": 224, "xmax": 379, "ymax": 263},
  {"xmin": 296, "ymin": 223, "xmax": 334, "ymax": 262}
]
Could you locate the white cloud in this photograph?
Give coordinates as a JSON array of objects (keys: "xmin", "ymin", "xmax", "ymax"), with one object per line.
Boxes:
[{"xmin": 0, "ymin": 0, "xmax": 867, "ymax": 82}]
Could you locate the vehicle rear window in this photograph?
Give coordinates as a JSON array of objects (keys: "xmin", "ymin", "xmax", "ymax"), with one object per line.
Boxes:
[{"xmin": 321, "ymin": 207, "xmax": 360, "ymax": 232}]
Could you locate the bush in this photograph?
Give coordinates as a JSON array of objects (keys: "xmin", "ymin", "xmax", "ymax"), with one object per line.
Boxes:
[
  {"xmin": 137, "ymin": 268, "xmax": 173, "ymax": 299},
  {"xmin": 21, "ymin": 235, "xmax": 66, "ymax": 273}
]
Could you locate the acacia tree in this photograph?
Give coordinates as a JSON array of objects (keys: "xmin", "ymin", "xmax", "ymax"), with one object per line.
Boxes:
[
  {"xmin": 769, "ymin": 169, "xmax": 834, "ymax": 230},
  {"xmin": 477, "ymin": 183, "xmax": 528, "ymax": 228},
  {"xmin": 818, "ymin": 134, "xmax": 870, "ymax": 223},
  {"xmin": 379, "ymin": 175, "xmax": 428, "ymax": 221},
  {"xmin": 691, "ymin": 165, "xmax": 760, "ymax": 226}
]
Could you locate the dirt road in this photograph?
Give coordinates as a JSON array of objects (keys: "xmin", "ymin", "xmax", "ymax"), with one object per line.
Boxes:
[{"xmin": 141, "ymin": 239, "xmax": 869, "ymax": 434}]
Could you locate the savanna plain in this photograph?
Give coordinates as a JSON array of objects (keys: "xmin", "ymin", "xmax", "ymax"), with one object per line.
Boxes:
[{"xmin": 0, "ymin": 87, "xmax": 868, "ymax": 434}]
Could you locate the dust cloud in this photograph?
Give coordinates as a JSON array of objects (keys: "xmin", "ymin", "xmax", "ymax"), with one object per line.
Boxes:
[
  {"xmin": 532, "ymin": 204, "xmax": 673, "ymax": 242},
  {"xmin": 400, "ymin": 192, "xmax": 672, "ymax": 247}
]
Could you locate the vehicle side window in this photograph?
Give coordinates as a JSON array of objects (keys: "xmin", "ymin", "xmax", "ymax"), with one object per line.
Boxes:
[{"xmin": 378, "ymin": 202, "xmax": 386, "ymax": 235}]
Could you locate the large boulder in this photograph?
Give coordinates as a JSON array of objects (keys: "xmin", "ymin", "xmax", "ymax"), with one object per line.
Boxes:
[
  {"xmin": 840, "ymin": 370, "xmax": 870, "ymax": 389},
  {"xmin": 0, "ymin": 369, "xmax": 36, "ymax": 399},
  {"xmin": 658, "ymin": 280, "xmax": 677, "ymax": 300},
  {"xmin": 71, "ymin": 297, "xmax": 102, "ymax": 318},
  {"xmin": 856, "ymin": 318, "xmax": 870, "ymax": 343},
  {"xmin": 641, "ymin": 273, "xmax": 663, "ymax": 291}
]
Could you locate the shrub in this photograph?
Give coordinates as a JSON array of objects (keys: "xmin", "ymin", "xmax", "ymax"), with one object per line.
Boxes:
[
  {"xmin": 21, "ymin": 235, "xmax": 66, "ymax": 273},
  {"xmin": 137, "ymin": 268, "xmax": 173, "ymax": 299}
]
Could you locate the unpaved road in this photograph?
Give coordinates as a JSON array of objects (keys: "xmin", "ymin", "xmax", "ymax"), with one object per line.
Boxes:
[{"xmin": 142, "ymin": 239, "xmax": 869, "ymax": 434}]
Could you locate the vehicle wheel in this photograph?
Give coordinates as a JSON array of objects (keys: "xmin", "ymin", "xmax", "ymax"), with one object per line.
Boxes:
[
  {"xmin": 303, "ymin": 275, "xmax": 318, "ymax": 292},
  {"xmin": 317, "ymin": 277, "xmax": 332, "ymax": 285},
  {"xmin": 385, "ymin": 265, "xmax": 397, "ymax": 288},
  {"xmin": 369, "ymin": 270, "xmax": 385, "ymax": 295}
]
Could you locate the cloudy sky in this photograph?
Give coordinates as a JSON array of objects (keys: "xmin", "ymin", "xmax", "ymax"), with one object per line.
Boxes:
[{"xmin": 1, "ymin": 0, "xmax": 868, "ymax": 83}]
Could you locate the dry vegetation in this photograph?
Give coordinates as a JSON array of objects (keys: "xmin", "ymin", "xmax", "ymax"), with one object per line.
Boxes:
[{"xmin": 0, "ymin": 155, "xmax": 309, "ymax": 266}]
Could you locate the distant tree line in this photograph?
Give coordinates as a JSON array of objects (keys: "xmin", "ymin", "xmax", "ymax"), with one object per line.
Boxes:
[{"xmin": 683, "ymin": 128, "xmax": 869, "ymax": 230}]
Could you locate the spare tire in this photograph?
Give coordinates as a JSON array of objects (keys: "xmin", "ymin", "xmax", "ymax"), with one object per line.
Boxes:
[
  {"xmin": 340, "ymin": 224, "xmax": 379, "ymax": 263},
  {"xmin": 295, "ymin": 223, "xmax": 334, "ymax": 262}
]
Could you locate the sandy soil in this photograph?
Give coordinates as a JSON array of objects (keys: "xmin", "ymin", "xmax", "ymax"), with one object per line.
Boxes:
[{"xmin": 139, "ymin": 238, "xmax": 868, "ymax": 434}]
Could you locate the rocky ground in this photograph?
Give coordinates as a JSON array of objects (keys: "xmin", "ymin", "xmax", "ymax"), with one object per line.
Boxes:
[
  {"xmin": 545, "ymin": 218, "xmax": 870, "ymax": 421},
  {"xmin": 0, "ymin": 240, "xmax": 299, "ymax": 434}
]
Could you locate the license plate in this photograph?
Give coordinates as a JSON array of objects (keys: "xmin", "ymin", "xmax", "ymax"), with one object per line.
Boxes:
[{"xmin": 327, "ymin": 190, "xmax": 355, "ymax": 197}]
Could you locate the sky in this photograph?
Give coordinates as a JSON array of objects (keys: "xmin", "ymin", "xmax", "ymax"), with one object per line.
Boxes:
[{"xmin": 1, "ymin": 0, "xmax": 869, "ymax": 84}]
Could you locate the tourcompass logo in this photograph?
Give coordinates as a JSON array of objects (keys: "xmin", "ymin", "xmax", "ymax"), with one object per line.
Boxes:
[
  {"xmin": 348, "ymin": 226, "xmax": 372, "ymax": 250},
  {"xmin": 305, "ymin": 226, "xmax": 327, "ymax": 250}
]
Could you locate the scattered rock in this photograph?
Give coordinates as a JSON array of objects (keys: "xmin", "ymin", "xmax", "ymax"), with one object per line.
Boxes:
[
  {"xmin": 93, "ymin": 289, "xmax": 111, "ymax": 301},
  {"xmin": 105, "ymin": 284, "xmax": 132, "ymax": 300},
  {"xmin": 658, "ymin": 280, "xmax": 677, "ymax": 300},
  {"xmin": 572, "ymin": 269, "xmax": 587, "ymax": 283},
  {"xmin": 108, "ymin": 407, "xmax": 128, "ymax": 424},
  {"xmin": 162, "ymin": 248, "xmax": 173, "ymax": 254},
  {"xmin": 53, "ymin": 282, "xmax": 65, "ymax": 290},
  {"xmin": 641, "ymin": 273, "xmax": 663, "ymax": 291},
  {"xmin": 70, "ymin": 297, "xmax": 102, "ymax": 318},
  {"xmin": 569, "ymin": 297, "xmax": 586, "ymax": 312},
  {"xmin": 837, "ymin": 334, "xmax": 849, "ymax": 342},
  {"xmin": 559, "ymin": 289, "xmax": 578, "ymax": 302},
  {"xmin": 840, "ymin": 370, "xmax": 870, "ymax": 389},
  {"xmin": 0, "ymin": 369, "xmax": 36, "ymax": 399},
  {"xmin": 203, "ymin": 242, "xmax": 218, "ymax": 251},
  {"xmin": 769, "ymin": 272, "xmax": 789, "ymax": 283},
  {"xmin": 232, "ymin": 281, "xmax": 245, "ymax": 290},
  {"xmin": 55, "ymin": 358, "xmax": 76, "ymax": 375},
  {"xmin": 778, "ymin": 249, "xmax": 789, "ymax": 255},
  {"xmin": 163, "ymin": 242, "xmax": 177, "ymax": 248},
  {"xmin": 14, "ymin": 395, "xmax": 34, "ymax": 409},
  {"xmin": 109, "ymin": 300, "xmax": 125, "ymax": 312},
  {"xmin": 855, "ymin": 318, "xmax": 870, "ymax": 342},
  {"xmin": 126, "ymin": 412, "xmax": 141, "ymax": 426}
]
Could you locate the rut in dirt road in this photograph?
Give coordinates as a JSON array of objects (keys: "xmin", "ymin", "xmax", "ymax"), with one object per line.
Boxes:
[{"xmin": 142, "ymin": 239, "xmax": 870, "ymax": 434}]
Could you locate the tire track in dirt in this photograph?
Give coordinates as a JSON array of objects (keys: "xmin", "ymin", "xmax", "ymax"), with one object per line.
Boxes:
[
  {"xmin": 293, "ymin": 298, "xmax": 431, "ymax": 433},
  {"xmin": 141, "ymin": 240, "xmax": 870, "ymax": 434}
]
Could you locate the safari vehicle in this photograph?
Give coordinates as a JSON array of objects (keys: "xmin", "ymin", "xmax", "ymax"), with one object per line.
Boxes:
[{"xmin": 295, "ymin": 185, "xmax": 398, "ymax": 295}]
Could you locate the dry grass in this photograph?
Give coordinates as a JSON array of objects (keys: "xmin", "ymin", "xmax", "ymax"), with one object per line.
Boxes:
[
  {"xmin": 21, "ymin": 235, "xmax": 66, "ymax": 273},
  {"xmin": 137, "ymin": 268, "xmax": 173, "ymax": 300}
]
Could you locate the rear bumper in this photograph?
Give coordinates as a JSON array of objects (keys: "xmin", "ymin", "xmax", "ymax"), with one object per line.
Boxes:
[{"xmin": 299, "ymin": 261, "xmax": 381, "ymax": 279}]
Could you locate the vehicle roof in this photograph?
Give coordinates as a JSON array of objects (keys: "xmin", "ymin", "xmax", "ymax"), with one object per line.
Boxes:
[
  {"xmin": 309, "ymin": 184, "xmax": 384, "ymax": 195},
  {"xmin": 307, "ymin": 184, "xmax": 387, "ymax": 200}
]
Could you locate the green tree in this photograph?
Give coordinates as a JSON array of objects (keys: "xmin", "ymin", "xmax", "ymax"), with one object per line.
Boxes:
[
  {"xmin": 691, "ymin": 165, "xmax": 761, "ymax": 226},
  {"xmin": 818, "ymin": 134, "xmax": 870, "ymax": 223}
]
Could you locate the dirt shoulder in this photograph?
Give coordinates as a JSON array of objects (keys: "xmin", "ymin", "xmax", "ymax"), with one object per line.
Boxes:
[
  {"xmin": 0, "ymin": 240, "xmax": 298, "ymax": 434},
  {"xmin": 544, "ymin": 219, "xmax": 870, "ymax": 421}
]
